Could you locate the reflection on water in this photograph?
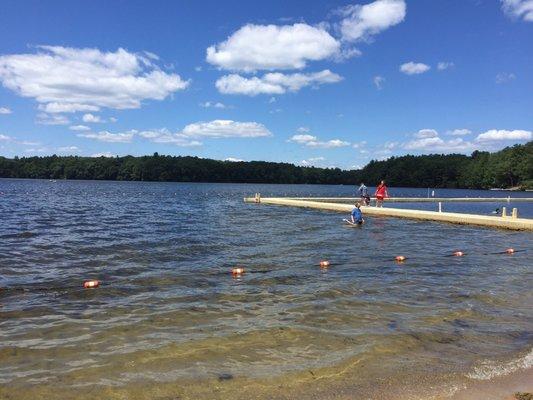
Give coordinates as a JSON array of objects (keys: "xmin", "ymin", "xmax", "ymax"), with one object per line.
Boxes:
[{"xmin": 0, "ymin": 180, "xmax": 532, "ymax": 399}]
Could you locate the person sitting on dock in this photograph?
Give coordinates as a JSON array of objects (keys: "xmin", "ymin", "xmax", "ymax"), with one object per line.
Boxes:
[
  {"xmin": 375, "ymin": 180, "xmax": 389, "ymax": 207},
  {"xmin": 358, "ymin": 182, "xmax": 370, "ymax": 205},
  {"xmin": 351, "ymin": 202, "xmax": 364, "ymax": 225}
]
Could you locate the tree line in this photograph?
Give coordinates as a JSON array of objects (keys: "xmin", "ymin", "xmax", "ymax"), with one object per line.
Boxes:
[{"xmin": 0, "ymin": 142, "xmax": 531, "ymax": 189}]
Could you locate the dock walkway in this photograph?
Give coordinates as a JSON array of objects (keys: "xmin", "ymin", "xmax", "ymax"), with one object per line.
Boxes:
[{"xmin": 244, "ymin": 196, "xmax": 533, "ymax": 231}]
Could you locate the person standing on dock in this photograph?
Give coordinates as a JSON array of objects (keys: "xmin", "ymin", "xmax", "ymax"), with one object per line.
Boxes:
[
  {"xmin": 375, "ymin": 180, "xmax": 389, "ymax": 207},
  {"xmin": 358, "ymin": 182, "xmax": 370, "ymax": 205}
]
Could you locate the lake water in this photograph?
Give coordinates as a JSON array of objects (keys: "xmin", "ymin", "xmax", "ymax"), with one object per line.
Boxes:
[{"xmin": 0, "ymin": 179, "xmax": 532, "ymax": 399}]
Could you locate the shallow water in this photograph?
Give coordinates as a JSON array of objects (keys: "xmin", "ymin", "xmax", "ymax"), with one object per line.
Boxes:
[{"xmin": 0, "ymin": 179, "xmax": 532, "ymax": 399}]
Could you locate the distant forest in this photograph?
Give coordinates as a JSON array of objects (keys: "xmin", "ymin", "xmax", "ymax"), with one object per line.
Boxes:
[{"xmin": 0, "ymin": 142, "xmax": 531, "ymax": 189}]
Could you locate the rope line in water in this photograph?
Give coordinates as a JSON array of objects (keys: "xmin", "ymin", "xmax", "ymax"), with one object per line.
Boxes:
[{"xmin": 0, "ymin": 248, "xmax": 526, "ymax": 293}]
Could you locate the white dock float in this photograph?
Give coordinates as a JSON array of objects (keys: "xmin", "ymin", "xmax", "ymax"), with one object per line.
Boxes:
[
  {"xmin": 244, "ymin": 196, "xmax": 533, "ymax": 231},
  {"xmin": 280, "ymin": 197, "xmax": 533, "ymax": 203}
]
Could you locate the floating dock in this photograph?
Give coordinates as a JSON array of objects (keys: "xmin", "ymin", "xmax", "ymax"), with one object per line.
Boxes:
[
  {"xmin": 244, "ymin": 196, "xmax": 533, "ymax": 231},
  {"xmin": 278, "ymin": 197, "xmax": 533, "ymax": 203}
]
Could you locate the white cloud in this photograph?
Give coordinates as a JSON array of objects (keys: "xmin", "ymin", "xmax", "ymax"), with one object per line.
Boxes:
[
  {"xmin": 301, "ymin": 156, "xmax": 326, "ymax": 166},
  {"xmin": 0, "ymin": 107, "xmax": 12, "ymax": 114},
  {"xmin": 352, "ymin": 140, "xmax": 367, "ymax": 149},
  {"xmin": 400, "ymin": 62, "xmax": 431, "ymax": 75},
  {"xmin": 138, "ymin": 128, "xmax": 202, "ymax": 147},
  {"xmin": 501, "ymin": 0, "xmax": 533, "ymax": 21},
  {"xmin": 403, "ymin": 129, "xmax": 472, "ymax": 152},
  {"xmin": 495, "ymin": 72, "xmax": 516, "ymax": 83},
  {"xmin": 82, "ymin": 113, "xmax": 104, "ymax": 123},
  {"xmin": 437, "ymin": 61, "xmax": 454, "ymax": 71},
  {"xmin": 57, "ymin": 146, "xmax": 81, "ymax": 153},
  {"xmin": 447, "ymin": 128, "xmax": 471, "ymax": 136},
  {"xmin": 109, "ymin": 117, "xmax": 118, "ymax": 123},
  {"xmin": 91, "ymin": 152, "xmax": 116, "ymax": 158},
  {"xmin": 36, "ymin": 113, "xmax": 70, "ymax": 125},
  {"xmin": 475, "ymin": 129, "xmax": 531, "ymax": 142},
  {"xmin": 137, "ymin": 120, "xmax": 272, "ymax": 146},
  {"xmin": 0, "ymin": 134, "xmax": 11, "ymax": 140},
  {"xmin": 289, "ymin": 133, "xmax": 350, "ymax": 148},
  {"xmin": 69, "ymin": 125, "xmax": 91, "ymax": 131},
  {"xmin": 339, "ymin": 0, "xmax": 406, "ymax": 42},
  {"xmin": 414, "ymin": 128, "xmax": 439, "ymax": 139},
  {"xmin": 38, "ymin": 102, "xmax": 99, "ymax": 113},
  {"xmin": 182, "ymin": 120, "xmax": 272, "ymax": 138},
  {"xmin": 0, "ymin": 46, "xmax": 189, "ymax": 113},
  {"xmin": 206, "ymin": 23, "xmax": 340, "ymax": 72},
  {"xmin": 200, "ymin": 101, "xmax": 228, "ymax": 109},
  {"xmin": 224, "ymin": 157, "xmax": 244, "ymax": 162},
  {"xmin": 373, "ymin": 75, "xmax": 385, "ymax": 89},
  {"xmin": 78, "ymin": 130, "xmax": 135, "ymax": 143},
  {"xmin": 216, "ymin": 70, "xmax": 342, "ymax": 96}
]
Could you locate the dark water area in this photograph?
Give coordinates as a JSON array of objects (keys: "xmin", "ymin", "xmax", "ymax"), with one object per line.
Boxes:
[{"xmin": 0, "ymin": 179, "xmax": 532, "ymax": 399}]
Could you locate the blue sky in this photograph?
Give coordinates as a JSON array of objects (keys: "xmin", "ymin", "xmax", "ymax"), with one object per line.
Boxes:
[{"xmin": 0, "ymin": 0, "xmax": 531, "ymax": 169}]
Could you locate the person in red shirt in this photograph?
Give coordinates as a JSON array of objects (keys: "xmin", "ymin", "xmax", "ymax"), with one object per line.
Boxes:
[{"xmin": 374, "ymin": 180, "xmax": 389, "ymax": 207}]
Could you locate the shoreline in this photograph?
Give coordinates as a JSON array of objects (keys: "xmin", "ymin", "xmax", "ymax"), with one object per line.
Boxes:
[{"xmin": 1, "ymin": 347, "xmax": 531, "ymax": 400}]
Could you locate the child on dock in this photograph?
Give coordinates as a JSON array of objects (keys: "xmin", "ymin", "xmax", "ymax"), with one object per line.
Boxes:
[
  {"xmin": 358, "ymin": 182, "xmax": 370, "ymax": 205},
  {"xmin": 351, "ymin": 202, "xmax": 364, "ymax": 225},
  {"xmin": 375, "ymin": 180, "xmax": 389, "ymax": 207}
]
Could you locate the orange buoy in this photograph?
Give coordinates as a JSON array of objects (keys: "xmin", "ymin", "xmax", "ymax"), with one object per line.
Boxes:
[
  {"xmin": 83, "ymin": 280, "xmax": 100, "ymax": 289},
  {"xmin": 232, "ymin": 267, "xmax": 245, "ymax": 276},
  {"xmin": 453, "ymin": 251, "xmax": 464, "ymax": 257},
  {"xmin": 319, "ymin": 260, "xmax": 330, "ymax": 268},
  {"xmin": 506, "ymin": 248, "xmax": 515, "ymax": 254},
  {"xmin": 395, "ymin": 256, "xmax": 406, "ymax": 262}
]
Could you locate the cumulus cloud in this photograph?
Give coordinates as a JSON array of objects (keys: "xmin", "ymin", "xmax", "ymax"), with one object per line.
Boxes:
[
  {"xmin": 0, "ymin": 46, "xmax": 189, "ymax": 113},
  {"xmin": 373, "ymin": 75, "xmax": 385, "ymax": 89},
  {"xmin": 138, "ymin": 128, "xmax": 202, "ymax": 147},
  {"xmin": 501, "ymin": 0, "xmax": 533, "ymax": 21},
  {"xmin": 199, "ymin": 101, "xmax": 228, "ymax": 109},
  {"xmin": 403, "ymin": 128, "xmax": 531, "ymax": 153},
  {"xmin": 400, "ymin": 62, "xmax": 431, "ymax": 75},
  {"xmin": 0, "ymin": 134, "xmax": 11, "ymax": 140},
  {"xmin": 78, "ymin": 130, "xmax": 135, "ymax": 143},
  {"xmin": 289, "ymin": 132, "xmax": 350, "ymax": 148},
  {"xmin": 447, "ymin": 128, "xmax": 471, "ymax": 136},
  {"xmin": 69, "ymin": 125, "xmax": 91, "ymax": 131},
  {"xmin": 437, "ymin": 61, "xmax": 454, "ymax": 70},
  {"xmin": 475, "ymin": 129, "xmax": 531, "ymax": 142},
  {"xmin": 339, "ymin": 0, "xmax": 406, "ymax": 42},
  {"xmin": 0, "ymin": 107, "xmax": 12, "ymax": 114},
  {"xmin": 181, "ymin": 119, "xmax": 272, "ymax": 138},
  {"xmin": 57, "ymin": 146, "xmax": 81, "ymax": 153},
  {"xmin": 496, "ymin": 72, "xmax": 516, "ymax": 83},
  {"xmin": 206, "ymin": 23, "xmax": 340, "ymax": 72},
  {"xmin": 82, "ymin": 113, "xmax": 104, "ymax": 123},
  {"xmin": 224, "ymin": 157, "xmax": 244, "ymax": 162},
  {"xmin": 36, "ymin": 113, "xmax": 70, "ymax": 125},
  {"xmin": 413, "ymin": 129, "xmax": 439, "ymax": 139},
  {"xmin": 92, "ymin": 152, "xmax": 116, "ymax": 158},
  {"xmin": 216, "ymin": 70, "xmax": 342, "ymax": 95},
  {"xmin": 38, "ymin": 102, "xmax": 99, "ymax": 113}
]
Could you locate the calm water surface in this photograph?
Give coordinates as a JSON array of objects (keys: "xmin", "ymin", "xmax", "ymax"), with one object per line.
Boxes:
[{"xmin": 0, "ymin": 180, "xmax": 532, "ymax": 399}]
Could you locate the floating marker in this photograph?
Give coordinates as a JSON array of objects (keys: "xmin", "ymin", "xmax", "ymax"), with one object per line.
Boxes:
[
  {"xmin": 395, "ymin": 256, "xmax": 406, "ymax": 262},
  {"xmin": 232, "ymin": 267, "xmax": 245, "ymax": 276},
  {"xmin": 505, "ymin": 248, "xmax": 515, "ymax": 254},
  {"xmin": 453, "ymin": 251, "xmax": 464, "ymax": 257},
  {"xmin": 83, "ymin": 280, "xmax": 100, "ymax": 289},
  {"xmin": 319, "ymin": 260, "xmax": 330, "ymax": 268}
]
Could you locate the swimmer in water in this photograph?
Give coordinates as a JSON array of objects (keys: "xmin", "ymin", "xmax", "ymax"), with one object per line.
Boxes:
[{"xmin": 351, "ymin": 202, "xmax": 364, "ymax": 225}]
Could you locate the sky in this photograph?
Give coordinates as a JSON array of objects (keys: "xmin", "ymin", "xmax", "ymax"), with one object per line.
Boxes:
[{"xmin": 0, "ymin": 0, "xmax": 532, "ymax": 169}]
